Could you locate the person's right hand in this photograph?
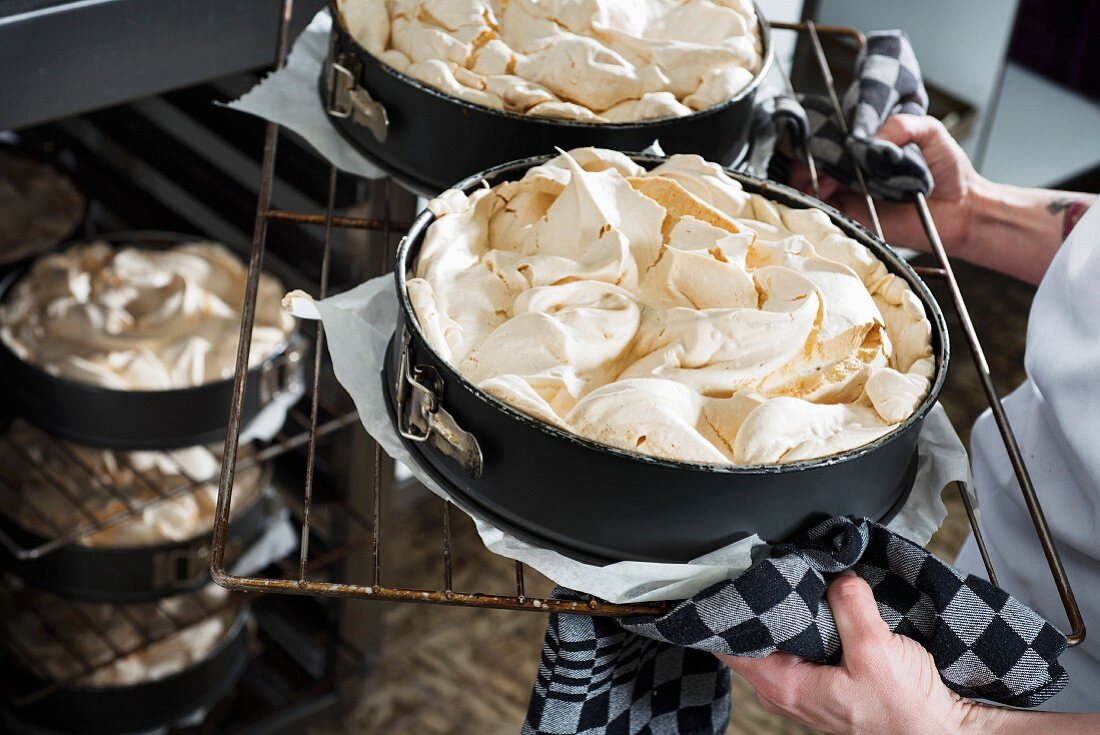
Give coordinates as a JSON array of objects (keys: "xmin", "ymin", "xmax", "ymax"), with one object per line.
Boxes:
[
  {"xmin": 791, "ymin": 114, "xmax": 987, "ymax": 258},
  {"xmin": 718, "ymin": 573, "xmax": 975, "ymax": 735}
]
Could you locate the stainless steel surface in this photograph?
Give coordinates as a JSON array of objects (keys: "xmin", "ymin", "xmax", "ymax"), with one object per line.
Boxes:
[
  {"xmin": 211, "ymin": 9, "xmax": 1086, "ymax": 641},
  {"xmin": 0, "ymin": 0, "xmax": 325, "ymax": 131}
]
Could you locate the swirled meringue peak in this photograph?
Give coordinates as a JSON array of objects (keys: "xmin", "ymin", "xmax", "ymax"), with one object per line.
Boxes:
[
  {"xmin": 337, "ymin": 0, "xmax": 763, "ymax": 122},
  {"xmin": 408, "ymin": 148, "xmax": 935, "ymax": 466},
  {"xmin": 0, "ymin": 241, "xmax": 296, "ymax": 390}
]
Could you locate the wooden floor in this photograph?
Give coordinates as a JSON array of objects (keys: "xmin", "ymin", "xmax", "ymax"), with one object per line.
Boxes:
[{"xmin": 321, "ymin": 258, "xmax": 1036, "ymax": 735}]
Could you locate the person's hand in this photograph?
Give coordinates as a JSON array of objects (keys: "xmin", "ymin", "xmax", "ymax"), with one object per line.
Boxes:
[
  {"xmin": 716, "ymin": 572, "xmax": 978, "ymax": 735},
  {"xmin": 790, "ymin": 114, "xmax": 987, "ymax": 258}
]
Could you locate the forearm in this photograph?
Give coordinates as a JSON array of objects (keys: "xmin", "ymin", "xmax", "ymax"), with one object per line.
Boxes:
[
  {"xmin": 965, "ymin": 180, "xmax": 1096, "ymax": 286},
  {"xmin": 962, "ymin": 703, "xmax": 1100, "ymax": 735}
]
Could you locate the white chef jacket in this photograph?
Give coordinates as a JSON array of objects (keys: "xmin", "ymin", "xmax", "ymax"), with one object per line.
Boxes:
[{"xmin": 956, "ymin": 201, "xmax": 1100, "ymax": 712}]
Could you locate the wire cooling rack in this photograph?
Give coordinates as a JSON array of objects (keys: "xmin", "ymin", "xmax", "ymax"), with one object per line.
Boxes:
[{"xmin": 209, "ymin": 1, "xmax": 1084, "ymax": 645}]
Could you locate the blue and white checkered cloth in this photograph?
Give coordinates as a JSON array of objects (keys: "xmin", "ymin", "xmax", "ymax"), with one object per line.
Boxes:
[
  {"xmin": 524, "ymin": 517, "xmax": 1068, "ymax": 735},
  {"xmin": 748, "ymin": 30, "xmax": 934, "ymax": 201}
]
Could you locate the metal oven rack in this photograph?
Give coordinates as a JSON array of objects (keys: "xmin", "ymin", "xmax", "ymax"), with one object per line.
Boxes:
[
  {"xmin": 209, "ymin": 2, "xmax": 1085, "ymax": 646},
  {"xmin": 0, "ymin": 405, "xmax": 359, "ymax": 706},
  {"xmin": 0, "ymin": 555, "xmax": 369, "ymax": 710},
  {"xmin": 0, "ymin": 576, "xmax": 237, "ymax": 707},
  {"xmin": 0, "ymin": 407, "xmax": 355, "ymax": 563}
]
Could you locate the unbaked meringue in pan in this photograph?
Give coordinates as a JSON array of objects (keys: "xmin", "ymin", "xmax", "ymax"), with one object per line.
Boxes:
[
  {"xmin": 407, "ymin": 148, "xmax": 935, "ymax": 466},
  {"xmin": 337, "ymin": 0, "xmax": 763, "ymax": 123},
  {"xmin": 0, "ymin": 241, "xmax": 296, "ymax": 391}
]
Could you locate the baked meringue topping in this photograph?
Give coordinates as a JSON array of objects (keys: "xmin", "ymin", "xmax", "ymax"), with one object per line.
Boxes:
[
  {"xmin": 337, "ymin": 0, "xmax": 763, "ymax": 122},
  {"xmin": 1, "ymin": 580, "xmax": 238, "ymax": 687},
  {"xmin": 0, "ymin": 149, "xmax": 85, "ymax": 266},
  {"xmin": 407, "ymin": 148, "xmax": 935, "ymax": 465},
  {"xmin": 0, "ymin": 241, "xmax": 296, "ymax": 390},
  {"xmin": 0, "ymin": 420, "xmax": 264, "ymax": 547}
]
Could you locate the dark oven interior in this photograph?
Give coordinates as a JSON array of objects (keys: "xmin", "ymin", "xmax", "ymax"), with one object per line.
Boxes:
[{"xmin": 0, "ymin": 18, "xmax": 416, "ymax": 733}]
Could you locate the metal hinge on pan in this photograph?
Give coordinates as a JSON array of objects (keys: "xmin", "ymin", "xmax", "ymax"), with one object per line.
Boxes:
[
  {"xmin": 325, "ymin": 45, "xmax": 389, "ymax": 143},
  {"xmin": 155, "ymin": 545, "xmax": 211, "ymax": 589},
  {"xmin": 260, "ymin": 338, "xmax": 305, "ymax": 403},
  {"xmin": 396, "ymin": 328, "xmax": 483, "ymax": 479},
  {"xmin": 155, "ymin": 538, "xmax": 245, "ymax": 589}
]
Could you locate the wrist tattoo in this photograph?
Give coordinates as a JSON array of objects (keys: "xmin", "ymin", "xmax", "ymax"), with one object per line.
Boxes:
[{"xmin": 1048, "ymin": 196, "xmax": 1095, "ymax": 240}]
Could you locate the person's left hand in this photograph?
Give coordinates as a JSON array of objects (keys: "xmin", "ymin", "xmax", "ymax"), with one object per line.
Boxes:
[{"xmin": 716, "ymin": 572, "xmax": 978, "ymax": 735}]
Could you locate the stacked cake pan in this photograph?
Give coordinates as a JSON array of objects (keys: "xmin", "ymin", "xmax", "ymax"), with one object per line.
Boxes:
[{"xmin": 0, "ymin": 232, "xmax": 302, "ymax": 734}]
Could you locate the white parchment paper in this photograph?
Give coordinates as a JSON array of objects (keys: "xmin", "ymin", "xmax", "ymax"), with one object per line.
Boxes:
[
  {"xmin": 287, "ymin": 275, "xmax": 973, "ymax": 604},
  {"xmin": 225, "ymin": 10, "xmax": 384, "ymax": 179},
  {"xmin": 229, "ymin": 489, "xmax": 297, "ymax": 577}
]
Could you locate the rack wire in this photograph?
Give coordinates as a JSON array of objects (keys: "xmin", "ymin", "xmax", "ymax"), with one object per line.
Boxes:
[
  {"xmin": 210, "ymin": 2, "xmax": 1085, "ymax": 645},
  {"xmin": 0, "ymin": 405, "xmax": 356, "ymax": 561},
  {"xmin": 0, "ymin": 445, "xmax": 382, "ymax": 709},
  {"xmin": 0, "ymin": 575, "xmax": 235, "ymax": 706}
]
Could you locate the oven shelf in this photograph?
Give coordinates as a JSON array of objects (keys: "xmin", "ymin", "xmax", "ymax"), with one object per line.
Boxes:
[{"xmin": 209, "ymin": 6, "xmax": 1085, "ymax": 648}]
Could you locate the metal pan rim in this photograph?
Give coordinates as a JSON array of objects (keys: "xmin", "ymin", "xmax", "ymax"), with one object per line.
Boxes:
[
  {"xmin": 394, "ymin": 152, "xmax": 951, "ymax": 476},
  {"xmin": 383, "ymin": 360, "xmax": 921, "ymax": 564}
]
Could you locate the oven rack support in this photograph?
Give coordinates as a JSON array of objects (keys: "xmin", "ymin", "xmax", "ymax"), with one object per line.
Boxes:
[{"xmin": 210, "ymin": 1, "xmax": 1085, "ymax": 647}]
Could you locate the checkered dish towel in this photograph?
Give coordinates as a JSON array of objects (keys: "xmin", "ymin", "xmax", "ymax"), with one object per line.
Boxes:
[
  {"xmin": 750, "ymin": 30, "xmax": 934, "ymax": 201},
  {"xmin": 523, "ymin": 517, "xmax": 1068, "ymax": 735}
]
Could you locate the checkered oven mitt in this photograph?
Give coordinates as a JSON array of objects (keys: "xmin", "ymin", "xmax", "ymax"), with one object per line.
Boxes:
[
  {"xmin": 523, "ymin": 516, "xmax": 1068, "ymax": 735},
  {"xmin": 748, "ymin": 30, "xmax": 934, "ymax": 201}
]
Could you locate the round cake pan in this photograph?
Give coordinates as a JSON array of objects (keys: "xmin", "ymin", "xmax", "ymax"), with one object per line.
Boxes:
[
  {"xmin": 3, "ymin": 604, "xmax": 251, "ymax": 735},
  {"xmin": 0, "ymin": 467, "xmax": 274, "ymax": 603},
  {"xmin": 0, "ymin": 232, "xmax": 303, "ymax": 451},
  {"xmin": 386, "ymin": 153, "xmax": 950, "ymax": 564},
  {"xmin": 320, "ymin": 1, "xmax": 773, "ymax": 197}
]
